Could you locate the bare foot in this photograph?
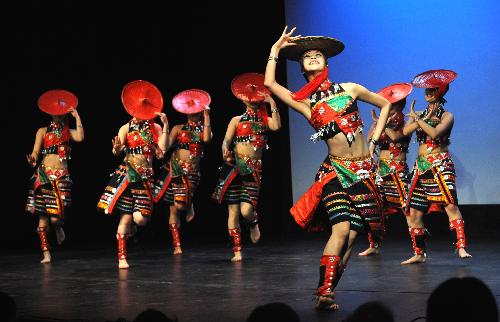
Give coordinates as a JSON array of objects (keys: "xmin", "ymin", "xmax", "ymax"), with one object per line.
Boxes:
[
  {"xmin": 315, "ymin": 295, "xmax": 340, "ymax": 311},
  {"xmin": 358, "ymin": 247, "xmax": 380, "ymax": 256},
  {"xmin": 173, "ymin": 246, "xmax": 183, "ymax": 255},
  {"xmin": 118, "ymin": 259, "xmax": 130, "ymax": 269},
  {"xmin": 250, "ymin": 224, "xmax": 261, "ymax": 244},
  {"xmin": 458, "ymin": 248, "xmax": 472, "ymax": 258},
  {"xmin": 186, "ymin": 205, "xmax": 195, "ymax": 223},
  {"xmin": 40, "ymin": 251, "xmax": 51, "ymax": 264},
  {"xmin": 55, "ymin": 226, "xmax": 66, "ymax": 245},
  {"xmin": 231, "ymin": 251, "xmax": 242, "ymax": 262},
  {"xmin": 401, "ymin": 254, "xmax": 426, "ymax": 265}
]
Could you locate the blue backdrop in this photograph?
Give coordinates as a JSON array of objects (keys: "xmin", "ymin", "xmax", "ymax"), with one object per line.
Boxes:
[{"xmin": 284, "ymin": 0, "xmax": 500, "ymax": 204}]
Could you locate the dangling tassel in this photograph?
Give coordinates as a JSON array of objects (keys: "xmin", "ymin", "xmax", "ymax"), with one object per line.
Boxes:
[
  {"xmin": 228, "ymin": 228, "xmax": 242, "ymax": 252},
  {"xmin": 37, "ymin": 227, "xmax": 49, "ymax": 251},
  {"xmin": 427, "ymin": 203, "xmax": 444, "ymax": 214},
  {"xmin": 117, "ymin": 233, "xmax": 127, "ymax": 260},
  {"xmin": 169, "ymin": 223, "xmax": 181, "ymax": 247},
  {"xmin": 449, "ymin": 219, "xmax": 467, "ymax": 250},
  {"xmin": 409, "ymin": 227, "xmax": 429, "ymax": 255}
]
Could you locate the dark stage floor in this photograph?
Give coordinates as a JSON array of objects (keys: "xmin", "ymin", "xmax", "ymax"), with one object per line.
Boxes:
[{"xmin": 1, "ymin": 235, "xmax": 499, "ymax": 322}]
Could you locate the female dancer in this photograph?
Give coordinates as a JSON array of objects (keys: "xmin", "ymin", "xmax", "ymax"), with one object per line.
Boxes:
[
  {"xmin": 264, "ymin": 27, "xmax": 390, "ymax": 310},
  {"xmin": 97, "ymin": 80, "xmax": 168, "ymax": 269},
  {"xmin": 212, "ymin": 73, "xmax": 281, "ymax": 262},
  {"xmin": 402, "ymin": 69, "xmax": 471, "ymax": 264},
  {"xmin": 26, "ymin": 89, "xmax": 84, "ymax": 263},
  {"xmin": 358, "ymin": 83, "xmax": 413, "ymax": 256},
  {"xmin": 153, "ymin": 89, "xmax": 212, "ymax": 255}
]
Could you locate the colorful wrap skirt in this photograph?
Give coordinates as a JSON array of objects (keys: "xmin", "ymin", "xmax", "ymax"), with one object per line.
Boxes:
[
  {"xmin": 376, "ymin": 158, "xmax": 410, "ymax": 214},
  {"xmin": 153, "ymin": 156, "xmax": 201, "ymax": 206},
  {"xmin": 26, "ymin": 165, "xmax": 72, "ymax": 218},
  {"xmin": 212, "ymin": 154, "xmax": 262, "ymax": 207},
  {"xmin": 290, "ymin": 155, "xmax": 383, "ymax": 233},
  {"xmin": 97, "ymin": 161, "xmax": 154, "ymax": 216},
  {"xmin": 405, "ymin": 152, "xmax": 458, "ymax": 213}
]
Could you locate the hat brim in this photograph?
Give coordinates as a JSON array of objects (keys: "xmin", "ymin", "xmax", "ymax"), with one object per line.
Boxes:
[
  {"xmin": 411, "ymin": 69, "xmax": 457, "ymax": 88},
  {"xmin": 38, "ymin": 90, "xmax": 78, "ymax": 115},
  {"xmin": 172, "ymin": 89, "xmax": 211, "ymax": 114},
  {"xmin": 231, "ymin": 73, "xmax": 270, "ymax": 103},
  {"xmin": 121, "ymin": 80, "xmax": 164, "ymax": 120},
  {"xmin": 280, "ymin": 36, "xmax": 345, "ymax": 61},
  {"xmin": 377, "ymin": 83, "xmax": 412, "ymax": 104}
]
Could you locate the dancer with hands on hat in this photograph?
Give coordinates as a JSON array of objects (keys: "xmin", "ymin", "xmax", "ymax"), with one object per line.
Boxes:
[
  {"xmin": 212, "ymin": 73, "xmax": 281, "ymax": 262},
  {"xmin": 153, "ymin": 89, "xmax": 212, "ymax": 255},
  {"xmin": 401, "ymin": 69, "xmax": 471, "ymax": 264},
  {"xmin": 97, "ymin": 80, "xmax": 168, "ymax": 269},
  {"xmin": 26, "ymin": 89, "xmax": 84, "ymax": 263},
  {"xmin": 264, "ymin": 26, "xmax": 390, "ymax": 310},
  {"xmin": 358, "ymin": 83, "xmax": 413, "ymax": 256}
]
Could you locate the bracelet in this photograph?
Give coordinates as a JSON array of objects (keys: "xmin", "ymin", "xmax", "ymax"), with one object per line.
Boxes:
[
  {"xmin": 271, "ymin": 108, "xmax": 278, "ymax": 113},
  {"xmin": 77, "ymin": 125, "xmax": 83, "ymax": 128},
  {"xmin": 368, "ymin": 137, "xmax": 379, "ymax": 146},
  {"xmin": 162, "ymin": 131, "xmax": 168, "ymax": 133},
  {"xmin": 204, "ymin": 124, "xmax": 211, "ymax": 127},
  {"xmin": 268, "ymin": 56, "xmax": 278, "ymax": 62}
]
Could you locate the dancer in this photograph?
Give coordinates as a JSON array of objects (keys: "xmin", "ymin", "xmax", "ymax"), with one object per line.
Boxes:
[
  {"xmin": 402, "ymin": 69, "xmax": 471, "ymax": 264},
  {"xmin": 212, "ymin": 72, "xmax": 281, "ymax": 262},
  {"xmin": 26, "ymin": 89, "xmax": 84, "ymax": 263},
  {"xmin": 153, "ymin": 89, "xmax": 212, "ymax": 255},
  {"xmin": 264, "ymin": 27, "xmax": 390, "ymax": 310},
  {"xmin": 97, "ymin": 80, "xmax": 168, "ymax": 269},
  {"xmin": 358, "ymin": 83, "xmax": 413, "ymax": 256}
]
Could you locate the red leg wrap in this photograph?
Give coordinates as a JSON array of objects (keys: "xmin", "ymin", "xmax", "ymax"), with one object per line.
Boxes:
[
  {"xmin": 169, "ymin": 223, "xmax": 181, "ymax": 247},
  {"xmin": 409, "ymin": 227, "xmax": 428, "ymax": 255},
  {"xmin": 449, "ymin": 219, "xmax": 467, "ymax": 250},
  {"xmin": 367, "ymin": 232, "xmax": 380, "ymax": 249},
  {"xmin": 37, "ymin": 227, "xmax": 49, "ymax": 251},
  {"xmin": 228, "ymin": 228, "xmax": 242, "ymax": 252},
  {"xmin": 317, "ymin": 255, "xmax": 342, "ymax": 297},
  {"xmin": 117, "ymin": 233, "xmax": 127, "ymax": 260},
  {"xmin": 368, "ymin": 222, "xmax": 384, "ymax": 248}
]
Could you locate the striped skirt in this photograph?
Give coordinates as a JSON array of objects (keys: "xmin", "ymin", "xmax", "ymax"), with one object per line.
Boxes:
[
  {"xmin": 97, "ymin": 162, "xmax": 154, "ymax": 216},
  {"xmin": 376, "ymin": 159, "xmax": 409, "ymax": 213},
  {"xmin": 26, "ymin": 166, "xmax": 72, "ymax": 219},
  {"xmin": 406, "ymin": 152, "xmax": 458, "ymax": 213},
  {"xmin": 212, "ymin": 156, "xmax": 262, "ymax": 207},
  {"xmin": 319, "ymin": 155, "xmax": 383, "ymax": 233},
  {"xmin": 154, "ymin": 157, "xmax": 201, "ymax": 206}
]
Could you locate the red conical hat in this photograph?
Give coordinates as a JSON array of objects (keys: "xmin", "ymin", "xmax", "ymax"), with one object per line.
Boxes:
[
  {"xmin": 121, "ymin": 80, "xmax": 163, "ymax": 120},
  {"xmin": 377, "ymin": 83, "xmax": 412, "ymax": 104},
  {"xmin": 411, "ymin": 69, "xmax": 457, "ymax": 88},
  {"xmin": 38, "ymin": 89, "xmax": 78, "ymax": 115},
  {"xmin": 230, "ymin": 73, "xmax": 270, "ymax": 103},
  {"xmin": 172, "ymin": 89, "xmax": 211, "ymax": 114}
]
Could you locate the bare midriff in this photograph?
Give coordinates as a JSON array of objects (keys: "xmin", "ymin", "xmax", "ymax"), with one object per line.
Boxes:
[
  {"xmin": 124, "ymin": 154, "xmax": 153, "ymax": 169},
  {"xmin": 41, "ymin": 154, "xmax": 67, "ymax": 170},
  {"xmin": 325, "ymin": 128, "xmax": 369, "ymax": 158},
  {"xmin": 234, "ymin": 143, "xmax": 264, "ymax": 160},
  {"xmin": 379, "ymin": 150, "xmax": 407, "ymax": 161},
  {"xmin": 418, "ymin": 144, "xmax": 448, "ymax": 156}
]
